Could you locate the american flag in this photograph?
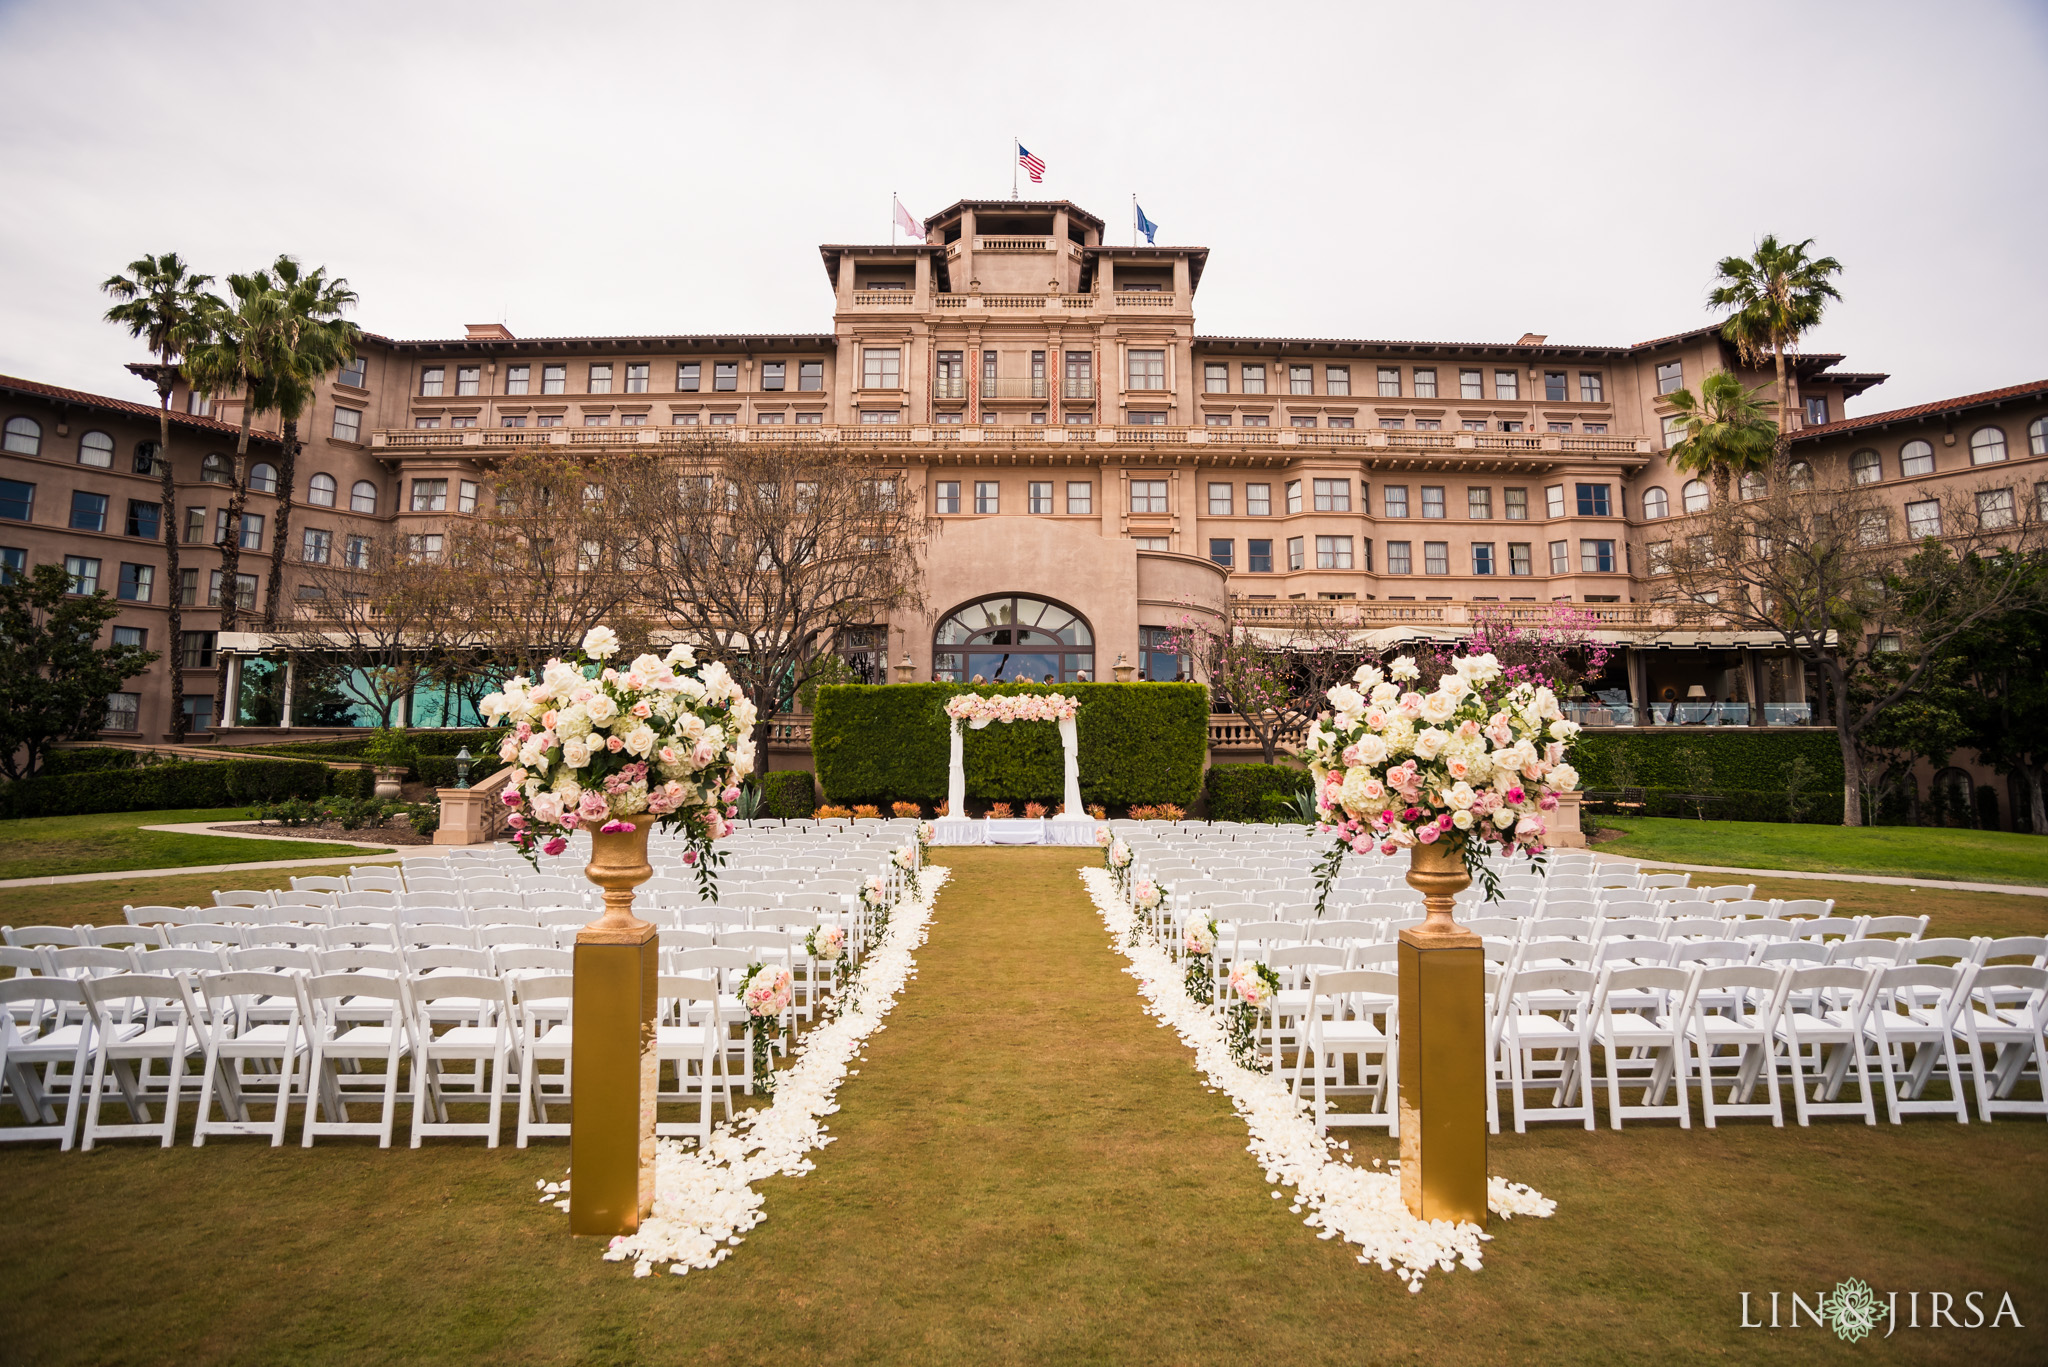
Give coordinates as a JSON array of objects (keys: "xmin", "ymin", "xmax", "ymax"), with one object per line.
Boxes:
[{"xmin": 1017, "ymin": 143, "xmax": 1045, "ymax": 183}]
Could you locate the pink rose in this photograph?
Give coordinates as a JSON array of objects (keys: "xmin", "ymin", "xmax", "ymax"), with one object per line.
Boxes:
[
  {"xmin": 1341, "ymin": 744, "xmax": 1363, "ymax": 767},
  {"xmin": 722, "ymin": 787, "xmax": 741, "ymax": 803},
  {"xmin": 691, "ymin": 738, "xmax": 717, "ymax": 768},
  {"xmin": 1446, "ymin": 757, "xmax": 1470, "ymax": 779},
  {"xmin": 542, "ymin": 836, "xmax": 568, "ymax": 856},
  {"xmin": 501, "ymin": 789, "xmax": 523, "ymax": 807},
  {"xmin": 1539, "ymin": 793, "xmax": 1559, "ymax": 811},
  {"xmin": 542, "ymin": 710, "xmax": 560, "ymax": 730},
  {"xmin": 599, "ymin": 819, "xmax": 633, "ymax": 834},
  {"xmin": 682, "ymin": 849, "xmax": 698, "ymax": 865},
  {"xmin": 631, "ymin": 700, "xmax": 652, "ymax": 719},
  {"xmin": 1416, "ymin": 825, "xmax": 1440, "ymax": 844},
  {"xmin": 1380, "ymin": 841, "xmax": 1398, "ymax": 856},
  {"xmin": 1438, "ymin": 814, "xmax": 1454, "ymax": 830},
  {"xmin": 507, "ymin": 813, "xmax": 527, "ymax": 830},
  {"xmin": 578, "ymin": 790, "xmax": 610, "ymax": 821},
  {"xmin": 659, "ymin": 746, "xmax": 682, "ymax": 766},
  {"xmin": 1458, "ymin": 719, "xmax": 1481, "ymax": 739},
  {"xmin": 606, "ymin": 734, "xmax": 626, "ymax": 753}
]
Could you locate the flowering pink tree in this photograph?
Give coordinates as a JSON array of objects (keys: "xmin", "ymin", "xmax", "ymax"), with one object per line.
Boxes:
[
  {"xmin": 1414, "ymin": 603, "xmax": 1614, "ymax": 698},
  {"xmin": 1162, "ymin": 611, "xmax": 1301, "ymax": 764}
]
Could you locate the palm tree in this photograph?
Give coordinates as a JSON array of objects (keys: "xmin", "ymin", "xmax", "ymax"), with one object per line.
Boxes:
[
  {"xmin": 182, "ymin": 271, "xmax": 288, "ymax": 727},
  {"xmin": 1708, "ymin": 235, "xmax": 1843, "ymax": 452},
  {"xmin": 1665, "ymin": 371, "xmax": 1779, "ymax": 502},
  {"xmin": 101, "ymin": 253, "xmax": 214, "ymax": 741},
  {"xmin": 257, "ymin": 257, "xmax": 360, "ymax": 631}
]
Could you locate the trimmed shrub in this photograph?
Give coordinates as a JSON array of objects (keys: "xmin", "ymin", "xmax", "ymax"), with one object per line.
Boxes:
[
  {"xmin": 40, "ymin": 748, "xmax": 141, "ymax": 776},
  {"xmin": 811, "ymin": 683, "xmax": 1209, "ymax": 809},
  {"xmin": 759, "ymin": 769, "xmax": 817, "ymax": 819},
  {"xmin": 336, "ymin": 766, "xmax": 377, "ymax": 801},
  {"xmin": 1205, "ymin": 763, "xmax": 1313, "ymax": 822},
  {"xmin": 1571, "ymin": 730, "xmax": 1843, "ymax": 792},
  {"xmin": 0, "ymin": 757, "xmax": 329, "ymax": 819},
  {"xmin": 223, "ymin": 759, "xmax": 331, "ymax": 804},
  {"xmin": 1606, "ymin": 786, "xmax": 1841, "ymax": 825}
]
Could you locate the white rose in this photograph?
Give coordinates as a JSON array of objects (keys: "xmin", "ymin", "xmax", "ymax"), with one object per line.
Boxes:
[
  {"xmin": 1327, "ymin": 684, "xmax": 1364, "ymax": 715},
  {"xmin": 1493, "ymin": 808, "xmax": 1518, "ymax": 828},
  {"xmin": 1369, "ymin": 682, "xmax": 1400, "ymax": 705},
  {"xmin": 1421, "ymin": 691, "xmax": 1459, "ymax": 724},
  {"xmin": 585, "ymin": 693, "xmax": 619, "ymax": 725},
  {"xmin": 1413, "ymin": 728, "xmax": 1448, "ymax": 761},
  {"xmin": 1550, "ymin": 719, "xmax": 1581, "ymax": 741},
  {"xmin": 665, "ymin": 642, "xmax": 697, "ymax": 667},
  {"xmin": 1389, "ymin": 656, "xmax": 1420, "ymax": 682},
  {"xmin": 1451, "ymin": 808, "xmax": 1475, "ymax": 830},
  {"xmin": 1445, "ymin": 780, "xmax": 1476, "ymax": 810},
  {"xmin": 628, "ymin": 653, "xmax": 664, "ymax": 680},
  {"xmin": 623, "ymin": 725, "xmax": 656, "ymax": 757},
  {"xmin": 581, "ymin": 625, "xmax": 620, "ymax": 659},
  {"xmin": 1353, "ymin": 665, "xmax": 1385, "ymax": 689},
  {"xmin": 1548, "ymin": 762, "xmax": 1580, "ymax": 792},
  {"xmin": 562, "ymin": 738, "xmax": 591, "ymax": 769},
  {"xmin": 1355, "ymin": 734, "xmax": 1389, "ymax": 765}
]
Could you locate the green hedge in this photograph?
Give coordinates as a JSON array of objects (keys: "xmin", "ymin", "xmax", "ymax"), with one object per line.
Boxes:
[
  {"xmin": 1601, "ymin": 786, "xmax": 1843, "ymax": 824},
  {"xmin": 0, "ymin": 758, "xmax": 330, "ymax": 819},
  {"xmin": 760, "ymin": 770, "xmax": 817, "ymax": 819},
  {"xmin": 812, "ymin": 683, "xmax": 1209, "ymax": 810},
  {"xmin": 1205, "ymin": 763, "xmax": 1312, "ymax": 822},
  {"xmin": 1571, "ymin": 730, "xmax": 1843, "ymax": 791},
  {"xmin": 239, "ymin": 728, "xmax": 505, "ymax": 766},
  {"xmin": 40, "ymin": 748, "xmax": 143, "ymax": 776}
]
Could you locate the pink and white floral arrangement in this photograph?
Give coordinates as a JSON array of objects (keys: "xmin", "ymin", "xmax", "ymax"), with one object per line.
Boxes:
[
  {"xmin": 480, "ymin": 626, "xmax": 757, "ymax": 896},
  {"xmin": 1182, "ymin": 912, "xmax": 1218, "ymax": 1005},
  {"xmin": 1300, "ymin": 652, "xmax": 1580, "ymax": 904},
  {"xmin": 805, "ymin": 925, "xmax": 846, "ymax": 963},
  {"xmin": 1096, "ymin": 826, "xmax": 1134, "ymax": 894},
  {"xmin": 1224, "ymin": 961, "xmax": 1281, "ymax": 1070},
  {"xmin": 737, "ymin": 962, "xmax": 792, "ymax": 1095},
  {"xmin": 890, "ymin": 840, "xmax": 920, "ymax": 899},
  {"xmin": 943, "ymin": 692, "xmax": 1079, "ymax": 728}
]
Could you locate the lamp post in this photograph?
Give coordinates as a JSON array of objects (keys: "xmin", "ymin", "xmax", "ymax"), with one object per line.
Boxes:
[{"xmin": 454, "ymin": 747, "xmax": 472, "ymax": 789}]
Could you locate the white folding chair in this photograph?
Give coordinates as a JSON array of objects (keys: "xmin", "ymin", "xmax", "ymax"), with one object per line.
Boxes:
[
  {"xmin": 514, "ymin": 974, "xmax": 575, "ymax": 1147},
  {"xmin": 189, "ymin": 971, "xmax": 309, "ymax": 1147},
  {"xmin": 1775, "ymin": 965, "xmax": 1881, "ymax": 1126},
  {"xmin": 657, "ymin": 975, "xmax": 733, "ymax": 1145},
  {"xmin": 1867, "ymin": 963, "xmax": 1971, "ymax": 1124},
  {"xmin": 0, "ymin": 978, "xmax": 95, "ymax": 1148},
  {"xmin": 1958, "ymin": 965, "xmax": 2048, "ymax": 1122},
  {"xmin": 301, "ymin": 973, "xmax": 415, "ymax": 1148},
  {"xmin": 1591, "ymin": 965, "xmax": 1696, "ymax": 1130},
  {"xmin": 1302, "ymin": 969, "xmax": 1398, "ymax": 1137},
  {"xmin": 408, "ymin": 975, "xmax": 514, "ymax": 1147},
  {"xmin": 1685, "ymin": 965, "xmax": 1788, "ymax": 1128},
  {"xmin": 1500, "ymin": 967, "xmax": 1598, "ymax": 1131},
  {"xmin": 79, "ymin": 973, "xmax": 206, "ymax": 1149}
]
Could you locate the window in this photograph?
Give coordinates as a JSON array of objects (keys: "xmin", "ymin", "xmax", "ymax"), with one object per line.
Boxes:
[
  {"xmin": 0, "ymin": 546, "xmax": 21, "ymax": 582},
  {"xmin": 65, "ymin": 555, "xmax": 100, "ymax": 594},
  {"xmin": 1580, "ymin": 538, "xmax": 1616, "ymax": 572},
  {"xmin": 186, "ymin": 390, "xmax": 214, "ymax": 416},
  {"xmin": 102, "ymin": 691, "xmax": 140, "ymax": 732},
  {"xmin": 1897, "ymin": 498, "xmax": 1943, "ymax": 540},
  {"xmin": 130, "ymin": 441, "xmax": 160, "ymax": 477},
  {"xmin": 237, "ymin": 513, "xmax": 263, "ymax": 550},
  {"xmin": 1413, "ymin": 368, "xmax": 1437, "ymax": 399},
  {"xmin": 1226, "ymin": 363, "xmax": 1260, "ymax": 395},
  {"xmin": 1459, "ymin": 369, "xmax": 1482, "ymax": 400},
  {"xmin": 245, "ymin": 462, "xmax": 278, "ymax": 495},
  {"xmin": 345, "ymin": 480, "xmax": 378, "ymax": 515},
  {"xmin": 1286, "ymin": 536, "xmax": 1305, "ymax": 570},
  {"xmin": 1978, "ymin": 488, "xmax": 2016, "ymax": 529},
  {"xmin": 973, "ymin": 481, "xmax": 1000, "ymax": 514},
  {"xmin": 1134, "ymin": 536, "xmax": 1170, "ymax": 551},
  {"xmin": 1420, "ymin": 486, "xmax": 1445, "ymax": 519},
  {"xmin": 585, "ymin": 363, "xmax": 613, "ymax": 394},
  {"xmin": 341, "ymin": 535, "xmax": 369, "ymax": 569},
  {"xmin": 456, "ymin": 480, "xmax": 479, "ymax": 514},
  {"xmin": 1289, "ymin": 365, "xmax": 1313, "ymax": 395},
  {"xmin": 1329, "ymin": 416, "xmax": 1354, "ymax": 429},
  {"xmin": 1576, "ymin": 483, "xmax": 1611, "ymax": 516},
  {"xmin": 182, "ymin": 507, "xmax": 204, "ymax": 542},
  {"xmin": 1382, "ymin": 485, "xmax": 1409, "ymax": 518},
  {"xmin": 862, "ymin": 349, "xmax": 900, "ymax": 389},
  {"xmin": 1786, "ymin": 460, "xmax": 1814, "ymax": 488},
  {"xmin": 1312, "ymin": 479, "xmax": 1350, "ymax": 512},
  {"xmin": 111, "ymin": 624, "xmax": 146, "ymax": 652},
  {"xmin": 1495, "ymin": 369, "xmax": 1519, "ymax": 400},
  {"xmin": 1645, "ymin": 540, "xmax": 1673, "ymax": 575},
  {"xmin": 1655, "ymin": 360, "xmax": 1683, "ymax": 395},
  {"xmin": 1377, "ymin": 366, "xmax": 1401, "ymax": 398},
  {"xmin": 582, "ymin": 414, "xmax": 610, "ymax": 427},
  {"xmin": 1462, "ymin": 420, "xmax": 1487, "ymax": 433},
  {"xmin": 1386, "ymin": 540, "xmax": 1412, "ymax": 574},
  {"xmin": 1572, "ymin": 372, "xmax": 1603, "ymax": 404},
  {"xmin": 1128, "ymin": 349, "xmax": 1166, "ymax": 391},
  {"xmin": 418, "ymin": 366, "xmax": 444, "ymax": 397},
  {"xmin": 1857, "ymin": 510, "xmax": 1890, "ymax": 546},
  {"xmin": 666, "ymin": 362, "xmax": 699, "ymax": 394},
  {"xmin": 411, "ymin": 479, "xmax": 447, "ymax": 512},
  {"xmin": 1848, "ymin": 448, "xmax": 1882, "ymax": 485},
  {"xmin": 1472, "ymin": 543, "xmax": 1495, "ymax": 575},
  {"xmin": 1208, "ymin": 538, "xmax": 1233, "ymax": 568},
  {"xmin": 542, "ymin": 364, "xmax": 567, "ymax": 394},
  {"xmin": 1541, "ymin": 371, "xmax": 1567, "ymax": 403},
  {"xmin": 1207, "ymin": 482, "xmax": 1233, "ymax": 515},
  {"xmin": 1414, "ymin": 419, "xmax": 1441, "ymax": 431},
  {"xmin": 181, "ymin": 695, "xmax": 214, "ymax": 732},
  {"xmin": 1886, "ymin": 440, "xmax": 1934, "ymax": 481},
  {"xmin": 404, "ymin": 533, "xmax": 443, "ymax": 563},
  {"xmin": 1247, "ymin": 538, "xmax": 1274, "ymax": 573},
  {"xmin": 1468, "ymin": 487, "xmax": 1492, "ymax": 519},
  {"xmin": 124, "ymin": 499, "xmax": 160, "ymax": 540},
  {"xmin": 1680, "ymin": 480, "xmax": 1709, "ymax": 514},
  {"xmin": 1381, "ymin": 418, "xmax": 1407, "ymax": 430},
  {"xmin": 1499, "ymin": 420, "xmax": 1524, "ymax": 434},
  {"xmin": 713, "ymin": 363, "xmax": 738, "ymax": 392},
  {"xmin": 1548, "ymin": 540, "xmax": 1569, "ymax": 573},
  {"xmin": 1290, "ymin": 415, "xmax": 1317, "ymax": 429},
  {"xmin": 1801, "ymin": 395, "xmax": 1829, "ymax": 427},
  {"xmin": 935, "ymin": 481, "xmax": 960, "ymax": 515},
  {"xmin": 1315, "ymin": 535, "xmax": 1353, "ymax": 569},
  {"xmin": 623, "ymin": 362, "xmax": 650, "ymax": 394},
  {"xmin": 1642, "ymin": 487, "xmax": 1669, "ymax": 519},
  {"xmin": 414, "ymin": 417, "xmax": 440, "ymax": 430},
  {"xmin": 797, "ymin": 360, "xmax": 823, "ymax": 392},
  {"xmin": 1028, "ymin": 481, "xmax": 1053, "ymax": 514},
  {"xmin": 302, "ymin": 527, "xmax": 331, "ymax": 564},
  {"xmin": 708, "ymin": 412, "xmax": 736, "ymax": 426},
  {"xmin": 1284, "ymin": 480, "xmax": 1302, "ymax": 514},
  {"xmin": 299, "ymin": 472, "xmax": 336, "ymax": 510},
  {"xmin": 1241, "ymin": 413, "xmax": 1269, "ymax": 428},
  {"xmin": 449, "ymin": 365, "xmax": 478, "ymax": 398},
  {"xmin": 503, "ymin": 364, "xmax": 529, "ymax": 395},
  {"xmin": 1127, "ymin": 411, "xmax": 1167, "ymax": 426},
  {"xmin": 1203, "ymin": 362, "xmax": 1228, "ymax": 393},
  {"xmin": 1238, "ymin": 483, "xmax": 1269, "ymax": 517},
  {"xmin": 1489, "ymin": 488, "xmax": 1523, "ymax": 524},
  {"xmin": 112, "ymin": 561, "xmax": 153, "ymax": 602},
  {"xmin": 1968, "ymin": 426, "xmax": 2008, "ymax": 465},
  {"xmin": 668, "ymin": 413, "xmax": 696, "ymax": 427},
  {"xmin": 795, "ymin": 411, "xmax": 822, "ymax": 425},
  {"xmin": 337, "ymin": 356, "xmax": 367, "ymax": 388},
  {"xmin": 201, "ymin": 453, "xmax": 229, "ymax": 483},
  {"xmin": 1326, "ymin": 366, "xmax": 1350, "ymax": 396},
  {"xmin": 1066, "ymin": 482, "xmax": 1093, "ymax": 515},
  {"xmin": 983, "ymin": 351, "xmax": 999, "ymax": 386},
  {"xmin": 1423, "ymin": 541, "xmax": 1449, "ymax": 575},
  {"xmin": 4, "ymin": 416, "xmax": 41, "ymax": 455},
  {"xmin": 174, "ymin": 568, "xmax": 197, "ymax": 605},
  {"xmin": 1509, "ymin": 542, "xmax": 1532, "ymax": 576},
  {"xmin": 67, "ymin": 429, "xmax": 116, "ymax": 470},
  {"xmin": 70, "ymin": 489, "xmax": 108, "ymax": 532},
  {"xmin": 1131, "ymin": 480, "xmax": 1168, "ymax": 514}
]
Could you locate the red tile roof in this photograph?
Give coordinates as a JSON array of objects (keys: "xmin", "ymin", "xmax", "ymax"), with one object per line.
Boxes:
[
  {"xmin": 0, "ymin": 372, "xmax": 279, "ymax": 445},
  {"xmin": 1792, "ymin": 378, "xmax": 2048, "ymax": 442}
]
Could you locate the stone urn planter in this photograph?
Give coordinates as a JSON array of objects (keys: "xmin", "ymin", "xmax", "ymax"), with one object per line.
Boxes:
[{"xmin": 372, "ymin": 766, "xmax": 407, "ymax": 799}]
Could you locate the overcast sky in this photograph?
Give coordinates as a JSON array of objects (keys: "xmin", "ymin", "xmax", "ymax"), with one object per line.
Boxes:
[{"xmin": 2, "ymin": 0, "xmax": 2043, "ymax": 415}]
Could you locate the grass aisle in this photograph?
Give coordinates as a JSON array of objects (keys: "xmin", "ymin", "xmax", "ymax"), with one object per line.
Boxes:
[{"xmin": 1, "ymin": 847, "xmax": 2043, "ymax": 1365}]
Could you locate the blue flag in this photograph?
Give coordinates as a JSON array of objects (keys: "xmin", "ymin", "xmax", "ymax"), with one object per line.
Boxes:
[{"xmin": 1135, "ymin": 202, "xmax": 1158, "ymax": 244}]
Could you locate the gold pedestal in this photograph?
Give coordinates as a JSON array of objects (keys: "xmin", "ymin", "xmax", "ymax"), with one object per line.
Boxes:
[
  {"xmin": 1397, "ymin": 838, "xmax": 1488, "ymax": 1227},
  {"xmin": 570, "ymin": 815, "xmax": 659, "ymax": 1237}
]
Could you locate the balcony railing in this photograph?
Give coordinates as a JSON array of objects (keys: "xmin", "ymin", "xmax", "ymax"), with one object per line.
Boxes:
[
  {"xmin": 1115, "ymin": 292, "xmax": 1176, "ymax": 308},
  {"xmin": 1062, "ymin": 379, "xmax": 1096, "ymax": 400},
  {"xmin": 984, "ymin": 378, "xmax": 1049, "ymax": 399},
  {"xmin": 852, "ymin": 289, "xmax": 916, "ymax": 306},
  {"xmin": 975, "ymin": 236, "xmax": 1053, "ymax": 252},
  {"xmin": 933, "ymin": 377, "xmax": 966, "ymax": 400}
]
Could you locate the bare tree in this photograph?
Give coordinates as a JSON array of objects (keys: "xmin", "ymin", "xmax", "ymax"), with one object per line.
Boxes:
[
  {"xmin": 638, "ymin": 437, "xmax": 930, "ymax": 777},
  {"xmin": 1658, "ymin": 472, "xmax": 2046, "ymax": 825},
  {"xmin": 286, "ymin": 529, "xmax": 461, "ymax": 726},
  {"xmin": 1165, "ymin": 603, "xmax": 1362, "ymax": 764}
]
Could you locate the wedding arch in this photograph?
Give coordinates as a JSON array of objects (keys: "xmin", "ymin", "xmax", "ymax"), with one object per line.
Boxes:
[{"xmin": 938, "ymin": 692, "xmax": 1092, "ymax": 843}]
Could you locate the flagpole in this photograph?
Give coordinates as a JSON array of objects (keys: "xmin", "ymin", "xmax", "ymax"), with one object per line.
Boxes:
[
  {"xmin": 1132, "ymin": 193, "xmax": 1137, "ymax": 247},
  {"xmin": 891, "ymin": 192, "xmax": 897, "ymax": 246},
  {"xmin": 1011, "ymin": 137, "xmax": 1018, "ymax": 200}
]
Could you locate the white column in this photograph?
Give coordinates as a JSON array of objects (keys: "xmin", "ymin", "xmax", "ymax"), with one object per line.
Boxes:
[
  {"xmin": 947, "ymin": 718, "xmax": 966, "ymax": 817},
  {"xmin": 280, "ymin": 655, "xmax": 297, "ymax": 729},
  {"xmin": 1059, "ymin": 715, "xmax": 1083, "ymax": 817}
]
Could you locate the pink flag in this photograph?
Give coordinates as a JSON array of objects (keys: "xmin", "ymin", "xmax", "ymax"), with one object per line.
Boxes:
[{"xmin": 893, "ymin": 197, "xmax": 924, "ymax": 242}]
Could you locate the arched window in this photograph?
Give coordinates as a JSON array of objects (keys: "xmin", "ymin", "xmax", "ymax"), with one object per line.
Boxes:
[
  {"xmin": 1681, "ymin": 479, "xmax": 1710, "ymax": 513},
  {"xmin": 2031, "ymin": 416, "xmax": 2047, "ymax": 457},
  {"xmin": 1970, "ymin": 426, "xmax": 2007, "ymax": 465},
  {"xmin": 248, "ymin": 462, "xmax": 277, "ymax": 494},
  {"xmin": 1850, "ymin": 448, "xmax": 1881, "ymax": 485},
  {"xmin": 77, "ymin": 430, "xmax": 114, "ymax": 468},
  {"xmin": 1787, "ymin": 460, "xmax": 1814, "ymax": 488},
  {"xmin": 932, "ymin": 594, "xmax": 1094, "ymax": 684},
  {"xmin": 308, "ymin": 472, "xmax": 337, "ymax": 507},
  {"xmin": 201, "ymin": 453, "xmax": 229, "ymax": 483},
  {"xmin": 1738, "ymin": 471, "xmax": 1767, "ymax": 500},
  {"xmin": 133, "ymin": 441, "xmax": 161, "ymax": 476},
  {"xmin": 350, "ymin": 480, "xmax": 378, "ymax": 513},
  {"xmin": 1900, "ymin": 439, "xmax": 1935, "ymax": 477},
  {"xmin": 1641, "ymin": 486, "xmax": 1669, "ymax": 519},
  {"xmin": 3, "ymin": 416, "xmax": 41, "ymax": 455}
]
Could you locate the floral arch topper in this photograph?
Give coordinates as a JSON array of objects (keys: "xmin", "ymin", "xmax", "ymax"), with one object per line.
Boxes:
[{"xmin": 942, "ymin": 693, "xmax": 1086, "ymax": 821}]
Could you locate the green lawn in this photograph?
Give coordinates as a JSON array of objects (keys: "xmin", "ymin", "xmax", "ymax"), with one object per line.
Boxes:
[
  {"xmin": 1, "ymin": 848, "xmax": 2042, "ymax": 1366},
  {"xmin": 0, "ymin": 808, "xmax": 390, "ymax": 881},
  {"xmin": 1595, "ymin": 816, "xmax": 2048, "ymax": 887}
]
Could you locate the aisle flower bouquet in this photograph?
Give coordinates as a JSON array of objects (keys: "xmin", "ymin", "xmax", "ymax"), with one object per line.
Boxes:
[
  {"xmin": 1225, "ymin": 962, "xmax": 1281, "ymax": 1071},
  {"xmin": 736, "ymin": 962, "xmax": 791, "ymax": 1097},
  {"xmin": 1096, "ymin": 828, "xmax": 1134, "ymax": 895},
  {"xmin": 916, "ymin": 820, "xmax": 935, "ymax": 866},
  {"xmin": 943, "ymin": 692, "xmax": 1079, "ymax": 728},
  {"xmin": 859, "ymin": 874, "xmax": 892, "ymax": 937},
  {"xmin": 1183, "ymin": 913, "xmax": 1218, "ymax": 1005},
  {"xmin": 1299, "ymin": 652, "xmax": 1579, "ymax": 909},
  {"xmin": 481, "ymin": 626, "xmax": 757, "ymax": 899},
  {"xmin": 890, "ymin": 840, "xmax": 921, "ymax": 900},
  {"xmin": 805, "ymin": 925, "xmax": 846, "ymax": 963}
]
